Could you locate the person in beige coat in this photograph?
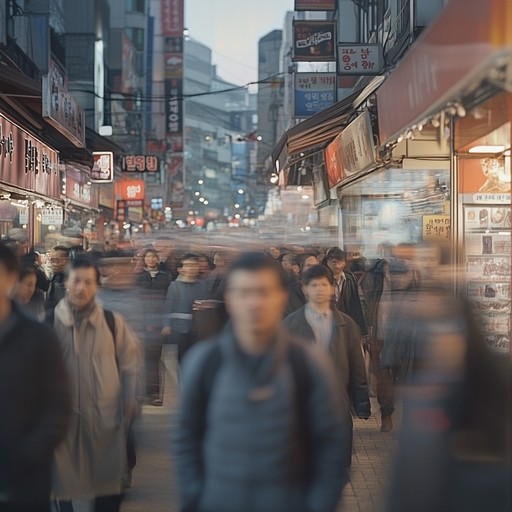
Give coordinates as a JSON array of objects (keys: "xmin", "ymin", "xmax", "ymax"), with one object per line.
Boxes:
[{"xmin": 52, "ymin": 257, "xmax": 141, "ymax": 512}]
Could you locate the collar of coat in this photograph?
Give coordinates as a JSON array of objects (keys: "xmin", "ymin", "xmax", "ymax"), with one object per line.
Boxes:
[
  {"xmin": 216, "ymin": 322, "xmax": 294, "ymax": 387},
  {"xmin": 55, "ymin": 298, "xmax": 103, "ymax": 328}
]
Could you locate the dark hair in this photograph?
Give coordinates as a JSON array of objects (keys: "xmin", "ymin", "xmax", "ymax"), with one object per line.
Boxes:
[
  {"xmin": 178, "ymin": 253, "xmax": 199, "ymax": 268},
  {"xmin": 143, "ymin": 248, "xmax": 159, "ymax": 259},
  {"xmin": 19, "ymin": 265, "xmax": 37, "ymax": 281},
  {"xmin": 0, "ymin": 242, "xmax": 20, "ymax": 273},
  {"xmin": 299, "ymin": 253, "xmax": 319, "ymax": 271},
  {"xmin": 52, "ymin": 245, "xmax": 70, "ymax": 256},
  {"xmin": 282, "ymin": 253, "xmax": 300, "ymax": 266},
  {"xmin": 227, "ymin": 252, "xmax": 288, "ymax": 289},
  {"xmin": 302, "ymin": 264, "xmax": 334, "ymax": 286},
  {"xmin": 65, "ymin": 256, "xmax": 101, "ymax": 285},
  {"xmin": 325, "ymin": 247, "xmax": 346, "ymax": 261}
]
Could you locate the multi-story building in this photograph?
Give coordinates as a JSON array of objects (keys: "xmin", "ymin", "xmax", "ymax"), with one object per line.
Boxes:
[
  {"xmin": 182, "ymin": 38, "xmax": 256, "ymax": 222},
  {"xmin": 274, "ymin": 0, "xmax": 512, "ymax": 354}
]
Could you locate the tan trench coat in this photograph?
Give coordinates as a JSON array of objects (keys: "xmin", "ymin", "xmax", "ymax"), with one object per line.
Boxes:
[{"xmin": 52, "ymin": 299, "xmax": 141, "ymax": 499}]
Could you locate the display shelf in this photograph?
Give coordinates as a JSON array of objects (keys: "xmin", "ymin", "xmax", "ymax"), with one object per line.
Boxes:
[{"xmin": 464, "ymin": 205, "xmax": 511, "ymax": 354}]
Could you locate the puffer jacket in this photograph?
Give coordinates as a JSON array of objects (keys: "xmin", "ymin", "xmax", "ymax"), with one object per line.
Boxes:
[{"xmin": 174, "ymin": 325, "xmax": 350, "ymax": 512}]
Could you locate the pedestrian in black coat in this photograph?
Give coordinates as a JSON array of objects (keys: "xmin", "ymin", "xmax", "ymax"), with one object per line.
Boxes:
[
  {"xmin": 324, "ymin": 247, "xmax": 368, "ymax": 335},
  {"xmin": 0, "ymin": 242, "xmax": 70, "ymax": 512}
]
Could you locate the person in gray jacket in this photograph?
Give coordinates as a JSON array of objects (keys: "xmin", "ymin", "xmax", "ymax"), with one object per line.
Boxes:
[
  {"xmin": 161, "ymin": 253, "xmax": 207, "ymax": 363},
  {"xmin": 284, "ymin": 265, "xmax": 371, "ymax": 467},
  {"xmin": 174, "ymin": 252, "xmax": 350, "ymax": 512}
]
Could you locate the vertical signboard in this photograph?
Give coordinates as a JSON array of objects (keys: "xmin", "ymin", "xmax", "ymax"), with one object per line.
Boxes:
[{"xmin": 161, "ymin": 0, "xmax": 184, "ymax": 209}]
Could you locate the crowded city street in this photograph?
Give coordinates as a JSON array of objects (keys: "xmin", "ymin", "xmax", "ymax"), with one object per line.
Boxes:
[{"xmin": 0, "ymin": 0, "xmax": 511, "ymax": 511}]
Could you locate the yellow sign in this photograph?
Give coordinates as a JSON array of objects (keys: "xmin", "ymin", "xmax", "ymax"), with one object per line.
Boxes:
[{"xmin": 423, "ymin": 215, "xmax": 451, "ymax": 240}]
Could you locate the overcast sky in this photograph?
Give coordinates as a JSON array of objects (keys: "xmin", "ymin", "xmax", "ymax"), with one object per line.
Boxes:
[{"xmin": 185, "ymin": 0, "xmax": 293, "ymax": 85}]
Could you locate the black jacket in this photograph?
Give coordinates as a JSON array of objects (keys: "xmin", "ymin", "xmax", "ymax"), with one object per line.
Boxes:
[
  {"xmin": 334, "ymin": 269, "xmax": 368, "ymax": 335},
  {"xmin": 135, "ymin": 269, "xmax": 173, "ymax": 331},
  {"xmin": 0, "ymin": 302, "xmax": 70, "ymax": 503},
  {"xmin": 283, "ymin": 306, "xmax": 371, "ymax": 419},
  {"xmin": 45, "ymin": 272, "xmax": 66, "ymax": 318}
]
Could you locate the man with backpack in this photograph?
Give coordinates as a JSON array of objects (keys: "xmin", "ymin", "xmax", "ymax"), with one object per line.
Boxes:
[
  {"xmin": 51, "ymin": 257, "xmax": 141, "ymax": 512},
  {"xmin": 174, "ymin": 252, "xmax": 350, "ymax": 512}
]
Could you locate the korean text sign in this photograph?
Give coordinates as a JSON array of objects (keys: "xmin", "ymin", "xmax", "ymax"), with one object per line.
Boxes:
[
  {"xmin": 338, "ymin": 44, "xmax": 383, "ymax": 75},
  {"xmin": 294, "ymin": 73, "xmax": 336, "ymax": 117}
]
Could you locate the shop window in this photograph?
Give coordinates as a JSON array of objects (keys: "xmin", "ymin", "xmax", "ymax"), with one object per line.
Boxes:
[
  {"xmin": 340, "ymin": 166, "xmax": 450, "ymax": 259},
  {"xmin": 455, "ymin": 92, "xmax": 511, "ymax": 354}
]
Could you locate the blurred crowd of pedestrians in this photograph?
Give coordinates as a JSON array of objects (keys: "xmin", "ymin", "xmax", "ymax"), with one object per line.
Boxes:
[{"xmin": 0, "ymin": 235, "xmax": 510, "ymax": 512}]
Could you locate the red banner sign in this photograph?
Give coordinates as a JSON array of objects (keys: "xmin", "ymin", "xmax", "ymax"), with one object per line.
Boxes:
[
  {"xmin": 161, "ymin": 0, "xmax": 184, "ymax": 37},
  {"xmin": 116, "ymin": 180, "xmax": 145, "ymax": 201}
]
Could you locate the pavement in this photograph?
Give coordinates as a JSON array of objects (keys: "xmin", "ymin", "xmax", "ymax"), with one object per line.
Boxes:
[{"xmin": 121, "ymin": 346, "xmax": 399, "ymax": 512}]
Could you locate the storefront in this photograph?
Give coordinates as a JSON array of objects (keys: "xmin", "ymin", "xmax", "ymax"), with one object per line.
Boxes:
[
  {"xmin": 62, "ymin": 163, "xmax": 100, "ymax": 249},
  {"xmin": 347, "ymin": 0, "xmax": 511, "ymax": 354},
  {"xmin": 0, "ymin": 111, "xmax": 61, "ymax": 251}
]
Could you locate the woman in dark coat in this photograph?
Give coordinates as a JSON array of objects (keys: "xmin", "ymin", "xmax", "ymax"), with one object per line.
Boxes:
[{"xmin": 134, "ymin": 248, "xmax": 172, "ymax": 405}]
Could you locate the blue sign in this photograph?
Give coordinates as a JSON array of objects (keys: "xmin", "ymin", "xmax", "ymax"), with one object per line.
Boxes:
[{"xmin": 294, "ymin": 73, "xmax": 336, "ymax": 118}]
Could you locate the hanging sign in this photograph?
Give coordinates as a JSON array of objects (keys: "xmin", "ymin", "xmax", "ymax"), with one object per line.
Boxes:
[
  {"xmin": 338, "ymin": 44, "xmax": 383, "ymax": 75},
  {"xmin": 292, "ymin": 20, "xmax": 336, "ymax": 62},
  {"xmin": 91, "ymin": 152, "xmax": 114, "ymax": 183},
  {"xmin": 294, "ymin": 73, "xmax": 336, "ymax": 117}
]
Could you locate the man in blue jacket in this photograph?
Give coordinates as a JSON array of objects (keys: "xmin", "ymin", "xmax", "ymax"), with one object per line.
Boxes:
[{"xmin": 174, "ymin": 252, "xmax": 349, "ymax": 512}]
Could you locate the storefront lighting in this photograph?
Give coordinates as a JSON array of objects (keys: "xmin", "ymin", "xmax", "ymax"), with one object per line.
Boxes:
[
  {"xmin": 431, "ymin": 116, "xmax": 441, "ymax": 128},
  {"xmin": 165, "ymin": 206, "xmax": 172, "ymax": 211},
  {"xmin": 198, "ymin": 179, "xmax": 204, "ymax": 185},
  {"xmin": 396, "ymin": 134, "xmax": 405, "ymax": 143},
  {"xmin": 456, "ymin": 104, "xmax": 467, "ymax": 118},
  {"xmin": 256, "ymin": 135, "xmax": 263, "ymax": 141},
  {"xmin": 270, "ymin": 173, "xmax": 279, "ymax": 184},
  {"xmin": 188, "ymin": 210, "xmax": 194, "ymax": 215},
  {"xmin": 234, "ymin": 203, "xmax": 240, "ymax": 209},
  {"xmin": 468, "ymin": 145, "xmax": 506, "ymax": 154},
  {"xmin": 301, "ymin": 194, "xmax": 311, "ymax": 200},
  {"xmin": 123, "ymin": 223, "xmax": 131, "ymax": 230},
  {"xmin": 234, "ymin": 213, "xmax": 241, "ymax": 219},
  {"xmin": 194, "ymin": 191, "xmax": 200, "ymax": 196},
  {"xmin": 204, "ymin": 200, "xmax": 209, "ymax": 205},
  {"xmin": 199, "ymin": 197, "xmax": 205, "ymax": 203},
  {"xmin": 275, "ymin": 160, "xmax": 280, "ymax": 173},
  {"xmin": 237, "ymin": 189, "xmax": 244, "ymax": 194},
  {"xmin": 297, "ymin": 186, "xmax": 303, "ymax": 192}
]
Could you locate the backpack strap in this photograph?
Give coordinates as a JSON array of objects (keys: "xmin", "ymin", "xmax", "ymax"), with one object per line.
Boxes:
[
  {"xmin": 103, "ymin": 309, "xmax": 116, "ymax": 346},
  {"xmin": 103, "ymin": 309, "xmax": 119, "ymax": 373}
]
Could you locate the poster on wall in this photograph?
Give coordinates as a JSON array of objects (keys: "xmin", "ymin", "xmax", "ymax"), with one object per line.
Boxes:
[
  {"xmin": 459, "ymin": 157, "xmax": 511, "ymax": 204},
  {"xmin": 294, "ymin": 73, "xmax": 336, "ymax": 117},
  {"xmin": 422, "ymin": 215, "xmax": 451, "ymax": 240},
  {"xmin": 292, "ymin": 20, "xmax": 336, "ymax": 62},
  {"xmin": 324, "ymin": 132, "xmax": 344, "ymax": 188}
]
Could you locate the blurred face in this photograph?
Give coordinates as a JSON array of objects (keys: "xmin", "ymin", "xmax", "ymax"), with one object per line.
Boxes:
[
  {"xmin": 198, "ymin": 256, "xmax": 211, "ymax": 276},
  {"xmin": 66, "ymin": 267, "xmax": 98, "ymax": 310},
  {"xmin": 50, "ymin": 250, "xmax": 68, "ymax": 273},
  {"xmin": 302, "ymin": 256, "xmax": 319, "ymax": 273},
  {"xmin": 281, "ymin": 257, "xmax": 293, "ymax": 273},
  {"xmin": 179, "ymin": 258, "xmax": 200, "ymax": 281},
  {"xmin": 303, "ymin": 277, "xmax": 334, "ymax": 306},
  {"xmin": 327, "ymin": 258, "xmax": 346, "ymax": 277},
  {"xmin": 269, "ymin": 247, "xmax": 280, "ymax": 259},
  {"xmin": 0, "ymin": 262, "xmax": 17, "ymax": 301},
  {"xmin": 225, "ymin": 269, "xmax": 288, "ymax": 336},
  {"xmin": 14, "ymin": 273, "xmax": 37, "ymax": 304},
  {"xmin": 144, "ymin": 251, "xmax": 160, "ymax": 270}
]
